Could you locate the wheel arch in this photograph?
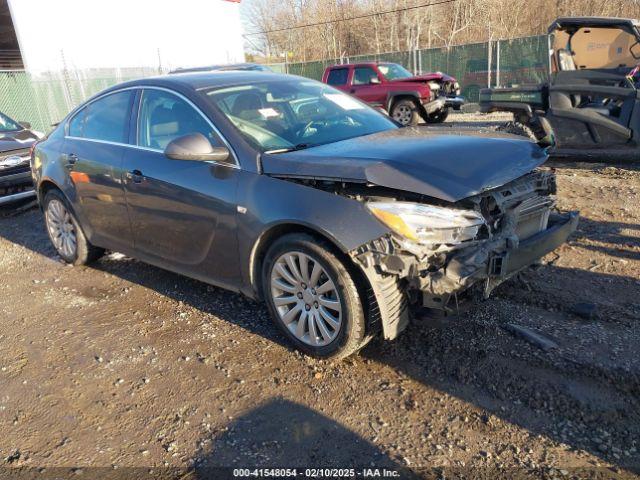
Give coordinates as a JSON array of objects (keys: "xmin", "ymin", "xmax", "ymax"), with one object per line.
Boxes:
[
  {"xmin": 385, "ymin": 91, "xmax": 421, "ymax": 112},
  {"xmin": 37, "ymin": 178, "xmax": 64, "ymax": 210},
  {"xmin": 248, "ymin": 222, "xmax": 382, "ymax": 337}
]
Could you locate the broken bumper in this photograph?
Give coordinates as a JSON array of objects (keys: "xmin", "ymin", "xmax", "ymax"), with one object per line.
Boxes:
[
  {"xmin": 421, "ymin": 97, "xmax": 446, "ymax": 115},
  {"xmin": 354, "ymin": 211, "xmax": 578, "ymax": 339},
  {"xmin": 495, "ymin": 211, "xmax": 578, "ymax": 278},
  {"xmin": 420, "ymin": 211, "xmax": 579, "ymax": 308},
  {"xmin": 445, "ymin": 95, "xmax": 465, "ymax": 110}
]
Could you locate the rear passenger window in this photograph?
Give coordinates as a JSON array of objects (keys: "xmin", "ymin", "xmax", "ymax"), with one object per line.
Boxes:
[
  {"xmin": 137, "ymin": 89, "xmax": 215, "ymax": 150},
  {"xmin": 327, "ymin": 68, "xmax": 349, "ymax": 86},
  {"xmin": 70, "ymin": 91, "xmax": 132, "ymax": 143},
  {"xmin": 68, "ymin": 109, "xmax": 86, "ymax": 137}
]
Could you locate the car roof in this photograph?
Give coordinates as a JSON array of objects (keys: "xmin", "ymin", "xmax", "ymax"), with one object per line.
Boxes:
[
  {"xmin": 327, "ymin": 62, "xmax": 397, "ymax": 69},
  {"xmin": 169, "ymin": 63, "xmax": 271, "ymax": 74},
  {"xmin": 101, "ymin": 71, "xmax": 299, "ymax": 94}
]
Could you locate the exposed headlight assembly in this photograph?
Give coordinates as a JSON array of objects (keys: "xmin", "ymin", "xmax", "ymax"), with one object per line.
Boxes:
[
  {"xmin": 427, "ymin": 81, "xmax": 441, "ymax": 91},
  {"xmin": 367, "ymin": 201, "xmax": 485, "ymax": 246}
]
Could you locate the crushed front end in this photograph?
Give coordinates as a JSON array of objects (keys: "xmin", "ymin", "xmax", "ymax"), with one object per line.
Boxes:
[
  {"xmin": 428, "ymin": 77, "xmax": 465, "ymax": 111},
  {"xmin": 352, "ymin": 169, "xmax": 578, "ymax": 339}
]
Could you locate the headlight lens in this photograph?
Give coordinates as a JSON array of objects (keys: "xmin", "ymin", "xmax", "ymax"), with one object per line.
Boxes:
[{"xmin": 367, "ymin": 201, "xmax": 485, "ymax": 245}]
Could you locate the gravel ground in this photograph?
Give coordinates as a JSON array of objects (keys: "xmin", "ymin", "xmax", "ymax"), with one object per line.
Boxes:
[{"xmin": 0, "ymin": 112, "xmax": 639, "ymax": 479}]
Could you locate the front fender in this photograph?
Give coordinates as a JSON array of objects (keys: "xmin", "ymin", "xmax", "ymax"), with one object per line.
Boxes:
[
  {"xmin": 33, "ymin": 135, "xmax": 75, "ymax": 205},
  {"xmin": 236, "ymin": 170, "xmax": 390, "ymax": 297},
  {"xmin": 385, "ymin": 91, "xmax": 422, "ymax": 112}
]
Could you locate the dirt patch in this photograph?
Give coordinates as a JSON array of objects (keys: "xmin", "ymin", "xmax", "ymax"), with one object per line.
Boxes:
[{"xmin": 0, "ymin": 113, "xmax": 638, "ymax": 478}]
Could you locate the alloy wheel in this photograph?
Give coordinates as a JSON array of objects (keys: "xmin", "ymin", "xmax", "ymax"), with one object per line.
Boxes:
[
  {"xmin": 45, "ymin": 199, "xmax": 77, "ymax": 258},
  {"xmin": 270, "ymin": 251, "xmax": 342, "ymax": 347},
  {"xmin": 392, "ymin": 104, "xmax": 413, "ymax": 125}
]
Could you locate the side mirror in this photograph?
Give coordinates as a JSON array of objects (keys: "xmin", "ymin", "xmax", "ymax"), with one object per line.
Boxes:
[
  {"xmin": 19, "ymin": 121, "xmax": 31, "ymax": 129},
  {"xmin": 164, "ymin": 133, "xmax": 232, "ymax": 163},
  {"xmin": 631, "ymin": 42, "xmax": 640, "ymax": 60},
  {"xmin": 370, "ymin": 77, "xmax": 381, "ymax": 85}
]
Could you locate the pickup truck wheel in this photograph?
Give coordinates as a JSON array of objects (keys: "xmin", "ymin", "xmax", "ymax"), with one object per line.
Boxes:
[
  {"xmin": 424, "ymin": 107, "xmax": 450, "ymax": 124},
  {"xmin": 43, "ymin": 190, "xmax": 104, "ymax": 265},
  {"xmin": 391, "ymin": 99, "xmax": 420, "ymax": 126},
  {"xmin": 262, "ymin": 233, "xmax": 368, "ymax": 360}
]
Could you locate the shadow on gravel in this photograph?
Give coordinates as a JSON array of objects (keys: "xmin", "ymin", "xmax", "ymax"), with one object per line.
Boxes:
[
  {"xmin": 547, "ymin": 159, "xmax": 640, "ymax": 171},
  {"xmin": 572, "ymin": 217, "xmax": 640, "ymax": 262},
  {"xmin": 2, "ymin": 209, "xmax": 639, "ymax": 474},
  {"xmin": 192, "ymin": 398, "xmax": 415, "ymax": 477},
  {"xmin": 360, "ymin": 263, "xmax": 640, "ymax": 474},
  {"xmin": 0, "ymin": 208, "xmax": 292, "ymax": 350}
]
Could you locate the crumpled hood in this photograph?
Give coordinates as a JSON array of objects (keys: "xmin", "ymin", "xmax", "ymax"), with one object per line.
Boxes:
[
  {"xmin": 0, "ymin": 129, "xmax": 38, "ymax": 152},
  {"xmin": 262, "ymin": 127, "xmax": 548, "ymax": 203},
  {"xmin": 394, "ymin": 72, "xmax": 456, "ymax": 84}
]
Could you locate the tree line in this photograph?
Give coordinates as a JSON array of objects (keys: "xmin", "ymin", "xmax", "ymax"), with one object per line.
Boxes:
[{"xmin": 244, "ymin": 0, "xmax": 640, "ymax": 63}]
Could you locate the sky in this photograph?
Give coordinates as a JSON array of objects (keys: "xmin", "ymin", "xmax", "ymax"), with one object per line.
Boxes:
[{"xmin": 9, "ymin": 0, "xmax": 246, "ymax": 73}]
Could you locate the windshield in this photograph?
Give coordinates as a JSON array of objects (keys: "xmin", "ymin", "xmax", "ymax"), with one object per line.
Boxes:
[
  {"xmin": 0, "ymin": 112, "xmax": 22, "ymax": 133},
  {"xmin": 378, "ymin": 63, "xmax": 413, "ymax": 80},
  {"xmin": 204, "ymin": 79, "xmax": 397, "ymax": 152}
]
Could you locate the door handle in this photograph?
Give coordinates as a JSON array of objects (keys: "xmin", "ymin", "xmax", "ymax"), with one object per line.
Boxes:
[
  {"xmin": 64, "ymin": 153, "xmax": 78, "ymax": 169},
  {"xmin": 126, "ymin": 169, "xmax": 143, "ymax": 184},
  {"xmin": 350, "ymin": 89, "xmax": 356, "ymax": 94}
]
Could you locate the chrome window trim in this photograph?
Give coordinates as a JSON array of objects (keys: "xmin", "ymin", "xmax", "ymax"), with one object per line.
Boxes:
[
  {"xmin": 64, "ymin": 85, "xmax": 241, "ymax": 169},
  {"xmin": 65, "ymin": 86, "xmax": 140, "ymax": 139},
  {"xmin": 64, "ymin": 135, "xmax": 240, "ymax": 170}
]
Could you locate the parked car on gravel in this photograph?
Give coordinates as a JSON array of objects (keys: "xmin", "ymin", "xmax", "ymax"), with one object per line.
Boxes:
[
  {"xmin": 31, "ymin": 71, "xmax": 578, "ymax": 359},
  {"xmin": 322, "ymin": 62, "xmax": 463, "ymax": 126},
  {"xmin": 0, "ymin": 110, "xmax": 42, "ymax": 206}
]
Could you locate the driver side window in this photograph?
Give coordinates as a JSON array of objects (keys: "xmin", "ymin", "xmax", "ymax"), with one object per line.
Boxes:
[
  {"xmin": 353, "ymin": 67, "xmax": 378, "ymax": 85},
  {"xmin": 137, "ymin": 89, "xmax": 217, "ymax": 150}
]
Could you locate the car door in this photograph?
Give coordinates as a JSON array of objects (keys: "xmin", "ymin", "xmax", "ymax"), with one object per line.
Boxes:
[
  {"xmin": 64, "ymin": 89, "xmax": 135, "ymax": 250},
  {"xmin": 350, "ymin": 66, "xmax": 384, "ymax": 107},
  {"xmin": 121, "ymin": 87, "xmax": 241, "ymax": 287}
]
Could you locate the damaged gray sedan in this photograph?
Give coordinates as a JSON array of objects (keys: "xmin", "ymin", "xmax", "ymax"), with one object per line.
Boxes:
[{"xmin": 32, "ymin": 72, "xmax": 578, "ymax": 359}]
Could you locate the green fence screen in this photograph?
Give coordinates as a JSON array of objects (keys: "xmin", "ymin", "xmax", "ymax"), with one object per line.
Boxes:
[
  {"xmin": 281, "ymin": 34, "xmax": 549, "ymax": 103},
  {"xmin": 0, "ymin": 68, "xmax": 159, "ymax": 133},
  {"xmin": 0, "ymin": 35, "xmax": 549, "ymax": 133}
]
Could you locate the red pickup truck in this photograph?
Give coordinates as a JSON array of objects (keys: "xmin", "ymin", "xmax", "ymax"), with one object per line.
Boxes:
[{"xmin": 322, "ymin": 62, "xmax": 463, "ymax": 126}]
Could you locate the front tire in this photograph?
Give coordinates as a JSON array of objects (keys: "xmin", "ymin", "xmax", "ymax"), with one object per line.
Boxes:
[
  {"xmin": 262, "ymin": 233, "xmax": 368, "ymax": 359},
  {"xmin": 424, "ymin": 107, "xmax": 450, "ymax": 124},
  {"xmin": 390, "ymin": 99, "xmax": 420, "ymax": 126},
  {"xmin": 43, "ymin": 190, "xmax": 104, "ymax": 265}
]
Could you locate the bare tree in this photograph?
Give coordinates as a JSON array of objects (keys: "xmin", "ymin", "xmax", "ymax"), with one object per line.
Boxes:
[{"xmin": 244, "ymin": 0, "xmax": 640, "ymax": 63}]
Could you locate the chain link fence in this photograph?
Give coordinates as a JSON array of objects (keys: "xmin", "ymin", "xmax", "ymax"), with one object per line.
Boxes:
[
  {"xmin": 0, "ymin": 35, "xmax": 549, "ymax": 134},
  {"xmin": 0, "ymin": 67, "xmax": 161, "ymax": 133},
  {"xmin": 276, "ymin": 34, "xmax": 550, "ymax": 103}
]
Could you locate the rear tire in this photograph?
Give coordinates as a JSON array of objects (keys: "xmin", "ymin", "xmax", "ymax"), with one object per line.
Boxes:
[
  {"xmin": 390, "ymin": 99, "xmax": 420, "ymax": 126},
  {"xmin": 424, "ymin": 107, "xmax": 450, "ymax": 124},
  {"xmin": 261, "ymin": 233, "xmax": 368, "ymax": 360},
  {"xmin": 43, "ymin": 189, "xmax": 104, "ymax": 266}
]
